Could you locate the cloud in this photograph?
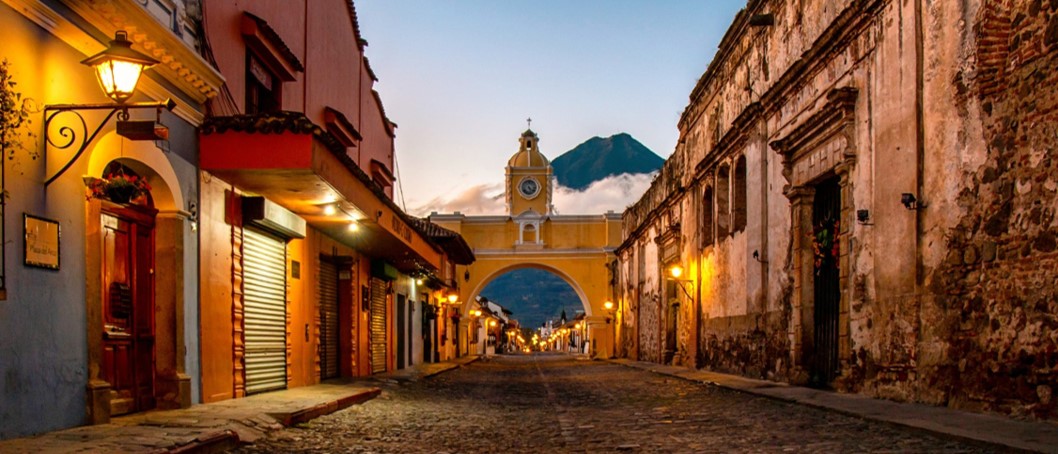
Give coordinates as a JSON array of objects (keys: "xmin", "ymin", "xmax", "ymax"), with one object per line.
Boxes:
[
  {"xmin": 409, "ymin": 172, "xmax": 656, "ymax": 217},
  {"xmin": 409, "ymin": 182, "xmax": 506, "ymax": 217},
  {"xmin": 552, "ymin": 172, "xmax": 655, "ymax": 215}
]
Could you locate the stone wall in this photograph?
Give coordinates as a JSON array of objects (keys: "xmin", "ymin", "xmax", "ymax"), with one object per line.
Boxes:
[
  {"xmin": 616, "ymin": 0, "xmax": 1058, "ymax": 421},
  {"xmin": 923, "ymin": 0, "xmax": 1058, "ymax": 419}
]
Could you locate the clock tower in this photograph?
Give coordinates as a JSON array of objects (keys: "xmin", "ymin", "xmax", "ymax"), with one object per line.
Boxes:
[{"xmin": 506, "ymin": 129, "xmax": 553, "ymax": 216}]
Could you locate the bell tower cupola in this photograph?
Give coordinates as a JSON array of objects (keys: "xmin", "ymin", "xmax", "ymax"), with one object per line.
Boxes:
[{"xmin": 505, "ymin": 127, "xmax": 553, "ymax": 216}]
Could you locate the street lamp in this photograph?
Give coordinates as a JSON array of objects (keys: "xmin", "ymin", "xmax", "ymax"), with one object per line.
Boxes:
[
  {"xmin": 82, "ymin": 31, "xmax": 159, "ymax": 104},
  {"xmin": 667, "ymin": 264, "xmax": 694, "ymax": 299},
  {"xmin": 43, "ymin": 30, "xmax": 176, "ymax": 186}
]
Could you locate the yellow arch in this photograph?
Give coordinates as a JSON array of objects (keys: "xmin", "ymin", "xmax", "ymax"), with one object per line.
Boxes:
[{"xmin": 464, "ymin": 262, "xmax": 591, "ymax": 318}]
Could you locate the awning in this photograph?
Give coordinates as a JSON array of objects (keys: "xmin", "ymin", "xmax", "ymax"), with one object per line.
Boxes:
[{"xmin": 200, "ymin": 111, "xmax": 441, "ymax": 273}]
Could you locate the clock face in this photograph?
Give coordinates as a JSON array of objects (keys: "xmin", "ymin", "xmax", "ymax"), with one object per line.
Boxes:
[{"xmin": 518, "ymin": 177, "xmax": 541, "ymax": 199}]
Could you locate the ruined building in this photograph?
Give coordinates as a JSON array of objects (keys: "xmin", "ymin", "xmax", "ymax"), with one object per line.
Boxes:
[{"xmin": 614, "ymin": 0, "xmax": 1058, "ymax": 419}]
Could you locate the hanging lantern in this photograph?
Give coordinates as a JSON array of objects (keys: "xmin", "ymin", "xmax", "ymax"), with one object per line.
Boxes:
[{"xmin": 81, "ymin": 31, "xmax": 159, "ymax": 103}]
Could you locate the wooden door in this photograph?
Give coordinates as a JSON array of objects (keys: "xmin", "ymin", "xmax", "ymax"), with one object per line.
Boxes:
[{"xmin": 101, "ymin": 204, "xmax": 156, "ymax": 415}]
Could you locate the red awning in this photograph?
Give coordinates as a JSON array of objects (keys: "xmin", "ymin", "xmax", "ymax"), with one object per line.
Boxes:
[{"xmin": 200, "ymin": 112, "xmax": 441, "ymax": 273}]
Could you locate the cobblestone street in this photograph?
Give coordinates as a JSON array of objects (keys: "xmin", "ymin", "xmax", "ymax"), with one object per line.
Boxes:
[{"xmin": 231, "ymin": 354, "xmax": 995, "ymax": 453}]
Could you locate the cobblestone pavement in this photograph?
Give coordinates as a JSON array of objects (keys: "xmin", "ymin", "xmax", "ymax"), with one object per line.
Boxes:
[{"xmin": 232, "ymin": 354, "xmax": 997, "ymax": 453}]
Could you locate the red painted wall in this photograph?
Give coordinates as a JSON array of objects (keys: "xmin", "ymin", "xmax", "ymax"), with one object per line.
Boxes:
[{"xmin": 203, "ymin": 0, "xmax": 396, "ymax": 188}]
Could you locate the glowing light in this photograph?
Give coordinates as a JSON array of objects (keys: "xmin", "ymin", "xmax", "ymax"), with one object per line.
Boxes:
[
  {"xmin": 669, "ymin": 265, "xmax": 685, "ymax": 279},
  {"xmin": 81, "ymin": 31, "xmax": 158, "ymax": 103},
  {"xmin": 603, "ymin": 300, "xmax": 614, "ymax": 311}
]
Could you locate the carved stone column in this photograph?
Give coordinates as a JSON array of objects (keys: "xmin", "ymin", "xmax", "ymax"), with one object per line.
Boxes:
[{"xmin": 784, "ymin": 186, "xmax": 815, "ymax": 383}]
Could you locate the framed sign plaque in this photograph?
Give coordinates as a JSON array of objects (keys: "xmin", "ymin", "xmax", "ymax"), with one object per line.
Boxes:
[{"xmin": 24, "ymin": 214, "xmax": 60, "ymax": 270}]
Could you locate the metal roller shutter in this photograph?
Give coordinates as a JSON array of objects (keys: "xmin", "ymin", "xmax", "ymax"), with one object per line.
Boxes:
[
  {"xmin": 370, "ymin": 277, "xmax": 387, "ymax": 374},
  {"xmin": 319, "ymin": 260, "xmax": 339, "ymax": 379},
  {"xmin": 243, "ymin": 228, "xmax": 288, "ymax": 394}
]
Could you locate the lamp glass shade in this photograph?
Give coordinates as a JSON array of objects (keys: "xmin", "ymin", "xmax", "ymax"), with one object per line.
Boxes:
[
  {"xmin": 93, "ymin": 59, "xmax": 146, "ymax": 103},
  {"xmin": 669, "ymin": 265, "xmax": 684, "ymax": 279},
  {"xmin": 603, "ymin": 300, "xmax": 614, "ymax": 310},
  {"xmin": 82, "ymin": 31, "xmax": 158, "ymax": 103}
]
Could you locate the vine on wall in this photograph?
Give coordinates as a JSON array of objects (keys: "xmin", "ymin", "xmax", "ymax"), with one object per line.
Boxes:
[{"xmin": 0, "ymin": 58, "xmax": 38, "ymax": 297}]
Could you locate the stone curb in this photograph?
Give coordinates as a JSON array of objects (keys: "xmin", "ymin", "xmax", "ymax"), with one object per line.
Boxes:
[
  {"xmin": 166, "ymin": 429, "xmax": 240, "ymax": 454},
  {"xmin": 274, "ymin": 388, "xmax": 382, "ymax": 427},
  {"xmin": 0, "ymin": 386, "xmax": 382, "ymax": 454},
  {"xmin": 609, "ymin": 359, "xmax": 1058, "ymax": 454}
]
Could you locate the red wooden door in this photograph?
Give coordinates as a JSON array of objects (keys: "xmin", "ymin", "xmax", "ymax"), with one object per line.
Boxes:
[{"xmin": 101, "ymin": 204, "xmax": 156, "ymax": 415}]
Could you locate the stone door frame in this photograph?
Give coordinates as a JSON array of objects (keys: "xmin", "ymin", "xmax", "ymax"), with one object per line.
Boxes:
[{"xmin": 771, "ymin": 87, "xmax": 858, "ymax": 384}]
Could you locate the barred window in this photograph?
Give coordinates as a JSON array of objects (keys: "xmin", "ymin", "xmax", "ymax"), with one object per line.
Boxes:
[
  {"xmin": 716, "ymin": 165, "xmax": 730, "ymax": 236},
  {"xmin": 701, "ymin": 185, "xmax": 715, "ymax": 247},
  {"xmin": 733, "ymin": 155, "xmax": 747, "ymax": 232}
]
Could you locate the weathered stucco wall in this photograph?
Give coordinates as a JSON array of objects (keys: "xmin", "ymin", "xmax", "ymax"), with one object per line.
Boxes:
[
  {"xmin": 915, "ymin": 0, "xmax": 1058, "ymax": 418},
  {"xmin": 616, "ymin": 0, "xmax": 1058, "ymax": 420}
]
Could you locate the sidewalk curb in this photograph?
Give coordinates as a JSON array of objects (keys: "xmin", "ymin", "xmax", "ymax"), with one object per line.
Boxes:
[
  {"xmin": 609, "ymin": 359, "xmax": 1057, "ymax": 454},
  {"xmin": 170, "ymin": 387, "xmax": 381, "ymax": 453},
  {"xmin": 275, "ymin": 388, "xmax": 382, "ymax": 426},
  {"xmin": 167, "ymin": 429, "xmax": 240, "ymax": 454},
  {"xmin": 422, "ymin": 356, "xmax": 481, "ymax": 379}
]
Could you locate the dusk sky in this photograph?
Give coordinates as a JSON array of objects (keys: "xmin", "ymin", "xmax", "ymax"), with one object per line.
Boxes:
[{"xmin": 355, "ymin": 1, "xmax": 747, "ymax": 216}]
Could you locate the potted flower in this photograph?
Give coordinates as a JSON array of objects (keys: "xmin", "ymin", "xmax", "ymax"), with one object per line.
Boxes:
[
  {"xmin": 810, "ymin": 217, "xmax": 840, "ymax": 275},
  {"xmin": 84, "ymin": 172, "xmax": 151, "ymax": 204}
]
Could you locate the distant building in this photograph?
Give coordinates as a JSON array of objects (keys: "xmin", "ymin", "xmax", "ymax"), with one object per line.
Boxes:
[{"xmin": 430, "ymin": 129, "xmax": 622, "ymax": 358}]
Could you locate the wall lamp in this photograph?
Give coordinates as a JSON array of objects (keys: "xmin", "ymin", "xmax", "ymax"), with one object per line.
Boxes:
[
  {"xmin": 856, "ymin": 209, "xmax": 874, "ymax": 225},
  {"xmin": 666, "ymin": 265, "xmax": 694, "ymax": 299},
  {"xmin": 901, "ymin": 193, "xmax": 926, "ymax": 210},
  {"xmin": 44, "ymin": 30, "xmax": 176, "ymax": 187},
  {"xmin": 603, "ymin": 300, "xmax": 614, "ymax": 324}
]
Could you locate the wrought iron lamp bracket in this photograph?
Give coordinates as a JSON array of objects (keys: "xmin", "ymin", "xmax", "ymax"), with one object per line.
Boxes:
[
  {"xmin": 43, "ymin": 99, "xmax": 175, "ymax": 187},
  {"xmin": 668, "ymin": 278, "xmax": 694, "ymax": 300}
]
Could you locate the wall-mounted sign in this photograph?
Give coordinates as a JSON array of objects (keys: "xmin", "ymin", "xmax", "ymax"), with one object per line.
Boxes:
[{"xmin": 24, "ymin": 214, "xmax": 60, "ymax": 270}]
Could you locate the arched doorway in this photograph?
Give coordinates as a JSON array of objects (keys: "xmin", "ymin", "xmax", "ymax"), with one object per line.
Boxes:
[
  {"xmin": 479, "ymin": 268, "xmax": 582, "ymax": 331},
  {"xmin": 96, "ymin": 162, "xmax": 158, "ymax": 415},
  {"xmin": 84, "ymin": 132, "xmax": 191, "ymax": 423},
  {"xmin": 476, "ymin": 267, "xmax": 585, "ymax": 354}
]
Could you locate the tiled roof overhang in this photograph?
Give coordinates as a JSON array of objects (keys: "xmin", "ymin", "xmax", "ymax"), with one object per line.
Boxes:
[
  {"xmin": 409, "ymin": 218, "xmax": 476, "ymax": 265},
  {"xmin": 200, "ymin": 111, "xmax": 441, "ymax": 273}
]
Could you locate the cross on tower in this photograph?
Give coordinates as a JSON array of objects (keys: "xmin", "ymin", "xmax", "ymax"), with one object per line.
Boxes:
[{"xmin": 526, "ymin": 117, "xmax": 532, "ymax": 129}]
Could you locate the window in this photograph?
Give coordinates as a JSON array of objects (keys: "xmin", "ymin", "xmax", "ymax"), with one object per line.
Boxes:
[
  {"xmin": 716, "ymin": 165, "xmax": 730, "ymax": 236},
  {"xmin": 521, "ymin": 223, "xmax": 537, "ymax": 244},
  {"xmin": 246, "ymin": 53, "xmax": 280, "ymax": 114},
  {"xmin": 701, "ymin": 186, "xmax": 714, "ymax": 247},
  {"xmin": 733, "ymin": 155, "xmax": 747, "ymax": 232}
]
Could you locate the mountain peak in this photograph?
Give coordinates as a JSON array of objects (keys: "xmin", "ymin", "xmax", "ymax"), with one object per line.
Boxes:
[{"xmin": 551, "ymin": 133, "xmax": 664, "ymax": 190}]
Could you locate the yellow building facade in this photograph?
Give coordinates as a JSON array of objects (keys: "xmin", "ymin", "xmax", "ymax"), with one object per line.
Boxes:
[{"xmin": 429, "ymin": 130, "xmax": 622, "ymax": 356}]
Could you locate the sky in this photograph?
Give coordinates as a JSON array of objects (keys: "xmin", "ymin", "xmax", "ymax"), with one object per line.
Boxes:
[{"xmin": 355, "ymin": 1, "xmax": 748, "ymax": 216}]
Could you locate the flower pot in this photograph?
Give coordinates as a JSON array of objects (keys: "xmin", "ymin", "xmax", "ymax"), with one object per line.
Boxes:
[{"xmin": 105, "ymin": 185, "xmax": 140, "ymax": 204}]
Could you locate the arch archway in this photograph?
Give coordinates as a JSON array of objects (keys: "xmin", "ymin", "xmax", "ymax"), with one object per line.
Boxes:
[
  {"xmin": 86, "ymin": 132, "xmax": 184, "ymax": 211},
  {"xmin": 83, "ymin": 131, "xmax": 192, "ymax": 423},
  {"xmin": 464, "ymin": 262, "xmax": 591, "ymax": 318}
]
